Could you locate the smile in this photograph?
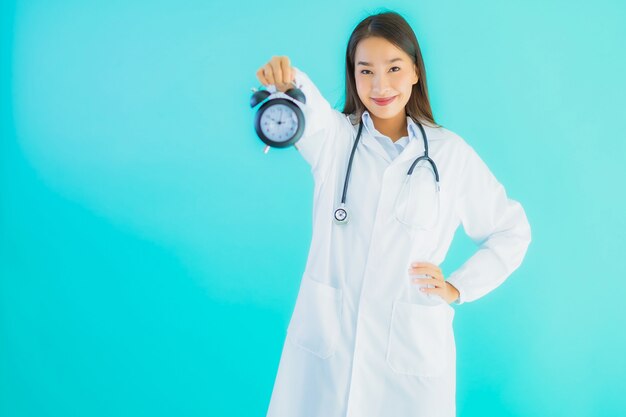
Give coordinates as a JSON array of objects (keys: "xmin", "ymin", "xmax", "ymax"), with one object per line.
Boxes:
[{"xmin": 371, "ymin": 96, "xmax": 397, "ymax": 106}]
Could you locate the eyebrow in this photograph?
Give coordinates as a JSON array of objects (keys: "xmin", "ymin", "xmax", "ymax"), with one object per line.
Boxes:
[{"xmin": 356, "ymin": 57, "xmax": 404, "ymax": 66}]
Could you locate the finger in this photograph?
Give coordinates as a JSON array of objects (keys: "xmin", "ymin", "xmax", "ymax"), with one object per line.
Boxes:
[
  {"xmin": 408, "ymin": 266, "xmax": 443, "ymax": 281},
  {"xmin": 411, "ymin": 261, "xmax": 437, "ymax": 269},
  {"xmin": 409, "ymin": 262, "xmax": 442, "ymax": 275},
  {"xmin": 256, "ymin": 68, "xmax": 269, "ymax": 85},
  {"xmin": 263, "ymin": 63, "xmax": 276, "ymax": 85},
  {"xmin": 409, "ymin": 263, "xmax": 440, "ymax": 273},
  {"xmin": 419, "ymin": 283, "xmax": 445, "ymax": 295},
  {"xmin": 409, "ymin": 266, "xmax": 440, "ymax": 275},
  {"xmin": 412, "ymin": 276, "xmax": 441, "ymax": 284},
  {"xmin": 408, "ymin": 265, "xmax": 438, "ymax": 272},
  {"xmin": 271, "ymin": 57, "xmax": 284, "ymax": 86},
  {"xmin": 413, "ymin": 277, "xmax": 445, "ymax": 288},
  {"xmin": 281, "ymin": 56, "xmax": 293, "ymax": 85},
  {"xmin": 420, "ymin": 287, "xmax": 444, "ymax": 298}
]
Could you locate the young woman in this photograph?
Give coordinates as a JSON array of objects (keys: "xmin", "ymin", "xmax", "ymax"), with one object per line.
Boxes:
[{"xmin": 256, "ymin": 11, "xmax": 531, "ymax": 417}]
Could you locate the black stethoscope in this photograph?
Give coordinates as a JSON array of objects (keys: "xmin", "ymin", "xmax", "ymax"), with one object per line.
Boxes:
[{"xmin": 333, "ymin": 118, "xmax": 440, "ymax": 224}]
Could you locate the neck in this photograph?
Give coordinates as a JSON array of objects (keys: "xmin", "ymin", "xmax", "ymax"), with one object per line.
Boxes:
[{"xmin": 369, "ymin": 110, "xmax": 408, "ymax": 142}]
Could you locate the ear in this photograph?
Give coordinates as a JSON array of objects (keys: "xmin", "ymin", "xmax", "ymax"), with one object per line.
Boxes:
[{"xmin": 413, "ymin": 63, "xmax": 419, "ymax": 85}]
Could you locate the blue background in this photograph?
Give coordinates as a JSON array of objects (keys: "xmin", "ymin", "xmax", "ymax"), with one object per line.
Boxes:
[{"xmin": 2, "ymin": 1, "xmax": 625, "ymax": 416}]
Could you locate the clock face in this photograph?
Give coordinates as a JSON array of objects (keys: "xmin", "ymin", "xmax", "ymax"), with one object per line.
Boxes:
[{"xmin": 260, "ymin": 103, "xmax": 299, "ymax": 143}]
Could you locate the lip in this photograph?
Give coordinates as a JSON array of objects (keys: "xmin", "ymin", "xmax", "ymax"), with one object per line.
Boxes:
[{"xmin": 371, "ymin": 95, "xmax": 397, "ymax": 106}]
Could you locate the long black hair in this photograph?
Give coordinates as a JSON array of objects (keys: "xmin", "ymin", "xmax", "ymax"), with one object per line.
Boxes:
[{"xmin": 342, "ymin": 10, "xmax": 442, "ymax": 128}]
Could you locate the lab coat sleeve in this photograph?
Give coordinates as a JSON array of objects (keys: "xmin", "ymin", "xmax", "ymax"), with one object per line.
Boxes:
[
  {"xmin": 288, "ymin": 66, "xmax": 344, "ymax": 178},
  {"xmin": 446, "ymin": 141, "xmax": 532, "ymax": 305}
]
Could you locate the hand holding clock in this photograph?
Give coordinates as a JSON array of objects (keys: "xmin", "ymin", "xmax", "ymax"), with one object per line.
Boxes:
[{"xmin": 256, "ymin": 56, "xmax": 296, "ymax": 93}]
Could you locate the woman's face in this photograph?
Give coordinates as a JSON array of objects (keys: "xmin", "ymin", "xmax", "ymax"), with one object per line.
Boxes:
[{"xmin": 354, "ymin": 36, "xmax": 419, "ymax": 120}]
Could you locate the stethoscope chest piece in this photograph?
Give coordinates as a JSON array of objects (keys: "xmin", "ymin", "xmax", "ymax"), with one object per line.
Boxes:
[{"xmin": 333, "ymin": 204, "xmax": 349, "ymax": 224}]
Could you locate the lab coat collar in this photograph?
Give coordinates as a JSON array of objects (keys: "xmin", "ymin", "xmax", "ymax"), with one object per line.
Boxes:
[
  {"xmin": 357, "ymin": 110, "xmax": 438, "ymax": 167},
  {"xmin": 359, "ymin": 110, "xmax": 409, "ymax": 164}
]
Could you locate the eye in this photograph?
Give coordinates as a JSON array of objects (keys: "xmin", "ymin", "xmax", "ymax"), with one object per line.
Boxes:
[{"xmin": 359, "ymin": 67, "xmax": 401, "ymax": 75}]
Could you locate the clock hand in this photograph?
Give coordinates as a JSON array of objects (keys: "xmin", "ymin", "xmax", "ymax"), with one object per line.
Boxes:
[{"xmin": 279, "ymin": 108, "xmax": 286, "ymax": 125}]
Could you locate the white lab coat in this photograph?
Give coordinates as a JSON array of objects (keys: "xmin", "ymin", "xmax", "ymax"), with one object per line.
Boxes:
[{"xmin": 265, "ymin": 67, "xmax": 532, "ymax": 417}]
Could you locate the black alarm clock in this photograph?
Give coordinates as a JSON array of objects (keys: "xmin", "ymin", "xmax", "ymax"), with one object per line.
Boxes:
[{"xmin": 250, "ymin": 80, "xmax": 306, "ymax": 153}]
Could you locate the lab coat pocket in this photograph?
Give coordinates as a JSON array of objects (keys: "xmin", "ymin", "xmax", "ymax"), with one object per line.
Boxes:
[
  {"xmin": 287, "ymin": 275, "xmax": 343, "ymax": 359},
  {"xmin": 386, "ymin": 300, "xmax": 454, "ymax": 377}
]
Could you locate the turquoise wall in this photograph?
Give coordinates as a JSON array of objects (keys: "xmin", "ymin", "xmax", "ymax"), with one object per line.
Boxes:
[{"xmin": 2, "ymin": 0, "xmax": 625, "ymax": 416}]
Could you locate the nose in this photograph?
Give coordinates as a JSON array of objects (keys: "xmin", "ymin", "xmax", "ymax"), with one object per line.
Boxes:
[{"xmin": 372, "ymin": 74, "xmax": 392, "ymax": 95}]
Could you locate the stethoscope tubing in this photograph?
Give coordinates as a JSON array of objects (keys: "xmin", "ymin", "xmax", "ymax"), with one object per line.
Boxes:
[
  {"xmin": 339, "ymin": 121, "xmax": 364, "ymax": 205},
  {"xmin": 334, "ymin": 116, "xmax": 440, "ymax": 225}
]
